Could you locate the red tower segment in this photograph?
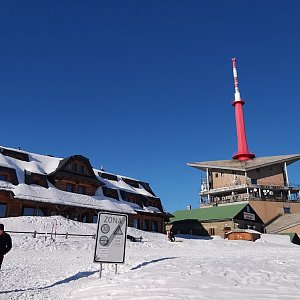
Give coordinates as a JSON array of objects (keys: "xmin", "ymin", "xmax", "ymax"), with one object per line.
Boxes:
[{"xmin": 231, "ymin": 58, "xmax": 255, "ymax": 161}]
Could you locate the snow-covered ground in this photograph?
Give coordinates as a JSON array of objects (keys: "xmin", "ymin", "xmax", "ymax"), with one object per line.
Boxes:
[{"xmin": 1, "ymin": 216, "xmax": 300, "ymax": 300}]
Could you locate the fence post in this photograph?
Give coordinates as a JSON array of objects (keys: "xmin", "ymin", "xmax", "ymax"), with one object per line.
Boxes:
[
  {"xmin": 65, "ymin": 232, "xmax": 68, "ymax": 239},
  {"xmin": 33, "ymin": 231, "xmax": 37, "ymax": 238}
]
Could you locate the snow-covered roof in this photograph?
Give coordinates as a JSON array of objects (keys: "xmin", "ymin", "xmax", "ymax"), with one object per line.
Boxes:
[{"xmin": 0, "ymin": 145, "xmax": 164, "ymax": 215}]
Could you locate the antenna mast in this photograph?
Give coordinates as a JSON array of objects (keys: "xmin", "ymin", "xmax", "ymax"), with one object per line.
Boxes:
[{"xmin": 231, "ymin": 58, "xmax": 255, "ymax": 161}]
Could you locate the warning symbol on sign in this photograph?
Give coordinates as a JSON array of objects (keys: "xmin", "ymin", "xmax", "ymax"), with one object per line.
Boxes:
[{"xmin": 114, "ymin": 225, "xmax": 123, "ymax": 235}]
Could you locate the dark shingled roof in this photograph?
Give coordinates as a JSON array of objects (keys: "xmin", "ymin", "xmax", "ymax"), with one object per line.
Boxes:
[{"xmin": 188, "ymin": 154, "xmax": 300, "ymax": 172}]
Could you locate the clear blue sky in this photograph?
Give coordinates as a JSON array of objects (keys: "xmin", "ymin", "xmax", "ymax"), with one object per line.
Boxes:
[{"xmin": 1, "ymin": 1, "xmax": 300, "ymax": 213}]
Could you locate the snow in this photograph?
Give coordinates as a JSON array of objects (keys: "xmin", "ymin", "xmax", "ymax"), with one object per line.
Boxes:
[{"xmin": 1, "ymin": 216, "xmax": 300, "ymax": 299}]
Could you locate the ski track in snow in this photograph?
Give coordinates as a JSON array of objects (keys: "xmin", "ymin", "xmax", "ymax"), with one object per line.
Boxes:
[{"xmin": 1, "ymin": 216, "xmax": 300, "ymax": 299}]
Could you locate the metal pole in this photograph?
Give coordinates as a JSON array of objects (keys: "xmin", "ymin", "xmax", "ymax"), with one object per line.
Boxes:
[
  {"xmin": 284, "ymin": 162, "xmax": 290, "ymax": 187},
  {"xmin": 206, "ymin": 168, "xmax": 210, "ymax": 203},
  {"xmin": 99, "ymin": 263, "xmax": 102, "ymax": 279},
  {"xmin": 115, "ymin": 264, "xmax": 118, "ymax": 274},
  {"xmin": 284, "ymin": 162, "xmax": 291, "ymax": 200},
  {"xmin": 206, "ymin": 168, "xmax": 209, "ymax": 190}
]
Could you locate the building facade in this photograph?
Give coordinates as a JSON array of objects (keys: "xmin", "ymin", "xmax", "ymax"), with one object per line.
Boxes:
[
  {"xmin": 188, "ymin": 155, "xmax": 300, "ymax": 224},
  {"xmin": 170, "ymin": 203, "xmax": 263, "ymax": 238},
  {"xmin": 0, "ymin": 146, "xmax": 169, "ymax": 233}
]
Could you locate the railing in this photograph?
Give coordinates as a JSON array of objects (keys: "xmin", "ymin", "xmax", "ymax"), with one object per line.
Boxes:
[
  {"xmin": 201, "ymin": 195, "xmax": 300, "ymax": 207},
  {"xmin": 289, "ymin": 183, "xmax": 300, "ymax": 188},
  {"xmin": 201, "ymin": 183, "xmax": 300, "ymax": 195},
  {"xmin": 6, "ymin": 230, "xmax": 96, "ymax": 239}
]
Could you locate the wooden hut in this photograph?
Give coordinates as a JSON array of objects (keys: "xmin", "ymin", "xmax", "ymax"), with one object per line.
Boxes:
[{"xmin": 226, "ymin": 229, "xmax": 261, "ymax": 241}]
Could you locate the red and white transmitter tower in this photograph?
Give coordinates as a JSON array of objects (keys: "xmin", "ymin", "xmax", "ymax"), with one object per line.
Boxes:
[{"xmin": 231, "ymin": 58, "xmax": 255, "ymax": 161}]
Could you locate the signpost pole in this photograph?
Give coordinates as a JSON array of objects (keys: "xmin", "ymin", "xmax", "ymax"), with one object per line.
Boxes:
[
  {"xmin": 115, "ymin": 263, "xmax": 117, "ymax": 274},
  {"xmin": 99, "ymin": 263, "xmax": 102, "ymax": 279}
]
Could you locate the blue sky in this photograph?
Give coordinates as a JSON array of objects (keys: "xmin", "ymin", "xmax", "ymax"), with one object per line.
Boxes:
[{"xmin": 1, "ymin": 1, "xmax": 300, "ymax": 213}]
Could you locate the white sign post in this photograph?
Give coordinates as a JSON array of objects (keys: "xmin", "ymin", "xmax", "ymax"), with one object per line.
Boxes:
[{"xmin": 94, "ymin": 212, "xmax": 128, "ymax": 278}]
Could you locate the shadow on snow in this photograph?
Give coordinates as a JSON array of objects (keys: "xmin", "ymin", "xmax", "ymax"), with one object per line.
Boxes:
[
  {"xmin": 0, "ymin": 270, "xmax": 98, "ymax": 295},
  {"xmin": 130, "ymin": 257, "xmax": 177, "ymax": 270}
]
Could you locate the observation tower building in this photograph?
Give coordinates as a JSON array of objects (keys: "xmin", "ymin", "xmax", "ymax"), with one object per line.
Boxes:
[{"xmin": 188, "ymin": 58, "xmax": 300, "ymax": 224}]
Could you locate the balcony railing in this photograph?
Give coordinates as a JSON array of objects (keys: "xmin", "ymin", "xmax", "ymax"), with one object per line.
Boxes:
[{"xmin": 200, "ymin": 183, "xmax": 300, "ymax": 195}]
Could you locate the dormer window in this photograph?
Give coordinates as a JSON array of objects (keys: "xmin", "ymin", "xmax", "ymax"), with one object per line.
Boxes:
[
  {"xmin": 102, "ymin": 187, "xmax": 119, "ymax": 200},
  {"xmin": 122, "ymin": 178, "xmax": 140, "ymax": 188},
  {"xmin": 0, "ymin": 166, "xmax": 18, "ymax": 185},
  {"xmin": 25, "ymin": 171, "xmax": 48, "ymax": 188},
  {"xmin": 139, "ymin": 182, "xmax": 156, "ymax": 196},
  {"xmin": 98, "ymin": 172, "xmax": 118, "ymax": 181},
  {"xmin": 0, "ymin": 148, "xmax": 29, "ymax": 162},
  {"xmin": 120, "ymin": 190, "xmax": 143, "ymax": 207}
]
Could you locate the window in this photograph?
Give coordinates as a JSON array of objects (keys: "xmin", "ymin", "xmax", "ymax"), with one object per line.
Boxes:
[
  {"xmin": 93, "ymin": 215, "xmax": 98, "ymax": 223},
  {"xmin": 102, "ymin": 187, "xmax": 119, "ymax": 200},
  {"xmin": 25, "ymin": 172, "xmax": 49, "ymax": 188},
  {"xmin": 0, "ymin": 203, "xmax": 7, "ymax": 217},
  {"xmin": 122, "ymin": 178, "xmax": 140, "ymax": 188},
  {"xmin": 71, "ymin": 163, "xmax": 78, "ymax": 173},
  {"xmin": 32, "ymin": 178, "xmax": 40, "ymax": 185},
  {"xmin": 209, "ymin": 228, "xmax": 215, "ymax": 235},
  {"xmin": 66, "ymin": 183, "xmax": 75, "ymax": 192},
  {"xmin": 151, "ymin": 221, "xmax": 158, "ymax": 232},
  {"xmin": 0, "ymin": 167, "xmax": 18, "ymax": 185},
  {"xmin": 143, "ymin": 220, "xmax": 149, "ymax": 230},
  {"xmin": 23, "ymin": 207, "xmax": 35, "ymax": 216},
  {"xmin": 251, "ymin": 179, "xmax": 257, "ymax": 185},
  {"xmin": 78, "ymin": 185, "xmax": 86, "ymax": 194},
  {"xmin": 0, "ymin": 148, "xmax": 29, "ymax": 162},
  {"xmin": 133, "ymin": 219, "xmax": 140, "ymax": 229},
  {"xmin": 120, "ymin": 190, "xmax": 139, "ymax": 204},
  {"xmin": 98, "ymin": 172, "xmax": 118, "ymax": 181},
  {"xmin": 0, "ymin": 174, "xmax": 8, "ymax": 181},
  {"xmin": 79, "ymin": 165, "xmax": 85, "ymax": 174},
  {"xmin": 23, "ymin": 207, "xmax": 45, "ymax": 216},
  {"xmin": 215, "ymin": 173, "xmax": 218, "ymax": 178}
]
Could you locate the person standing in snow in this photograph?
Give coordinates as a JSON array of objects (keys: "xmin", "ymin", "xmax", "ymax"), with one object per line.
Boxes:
[
  {"xmin": 0, "ymin": 223, "xmax": 12, "ymax": 270},
  {"xmin": 167, "ymin": 230, "xmax": 175, "ymax": 242}
]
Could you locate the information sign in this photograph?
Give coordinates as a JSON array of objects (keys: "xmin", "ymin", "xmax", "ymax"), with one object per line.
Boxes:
[{"xmin": 94, "ymin": 212, "xmax": 128, "ymax": 264}]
